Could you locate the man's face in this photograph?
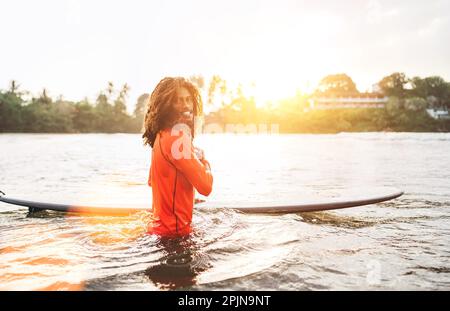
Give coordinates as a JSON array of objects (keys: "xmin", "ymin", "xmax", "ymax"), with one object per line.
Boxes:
[{"xmin": 175, "ymin": 87, "xmax": 194, "ymax": 115}]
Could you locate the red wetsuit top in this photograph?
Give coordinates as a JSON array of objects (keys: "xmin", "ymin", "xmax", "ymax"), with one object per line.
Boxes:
[{"xmin": 147, "ymin": 128, "xmax": 213, "ymax": 236}]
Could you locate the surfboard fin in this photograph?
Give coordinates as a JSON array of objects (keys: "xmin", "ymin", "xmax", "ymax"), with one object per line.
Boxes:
[{"xmin": 28, "ymin": 207, "xmax": 45, "ymax": 214}]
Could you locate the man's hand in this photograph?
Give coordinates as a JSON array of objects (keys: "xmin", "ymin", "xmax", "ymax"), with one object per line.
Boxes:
[{"xmin": 194, "ymin": 147, "xmax": 205, "ymax": 161}]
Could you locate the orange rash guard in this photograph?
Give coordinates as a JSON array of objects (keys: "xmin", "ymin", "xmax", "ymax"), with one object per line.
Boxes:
[{"xmin": 147, "ymin": 128, "xmax": 213, "ymax": 236}]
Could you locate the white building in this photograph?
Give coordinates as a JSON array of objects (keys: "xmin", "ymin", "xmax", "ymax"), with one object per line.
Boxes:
[
  {"xmin": 426, "ymin": 108, "xmax": 450, "ymax": 120},
  {"xmin": 309, "ymin": 94, "xmax": 388, "ymax": 110}
]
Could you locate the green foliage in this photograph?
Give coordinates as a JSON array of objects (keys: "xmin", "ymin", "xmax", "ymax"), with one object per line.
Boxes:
[
  {"xmin": 1, "ymin": 74, "xmax": 450, "ymax": 134},
  {"xmin": 378, "ymin": 72, "xmax": 409, "ymax": 97},
  {"xmin": 0, "ymin": 90, "xmax": 24, "ymax": 131},
  {"xmin": 410, "ymin": 76, "xmax": 450, "ymax": 107},
  {"xmin": 405, "ymin": 97, "xmax": 428, "ymax": 111},
  {"xmin": 0, "ymin": 82, "xmax": 144, "ymax": 133},
  {"xmin": 73, "ymin": 101, "xmax": 97, "ymax": 132}
]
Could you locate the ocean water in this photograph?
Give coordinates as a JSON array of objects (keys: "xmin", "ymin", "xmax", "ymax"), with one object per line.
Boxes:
[{"xmin": 0, "ymin": 132, "xmax": 449, "ymax": 290}]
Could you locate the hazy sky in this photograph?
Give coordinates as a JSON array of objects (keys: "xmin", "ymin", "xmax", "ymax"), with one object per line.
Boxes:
[{"xmin": 1, "ymin": 0, "xmax": 449, "ymax": 110}]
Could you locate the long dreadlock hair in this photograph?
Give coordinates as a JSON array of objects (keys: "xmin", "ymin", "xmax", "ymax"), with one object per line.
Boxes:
[{"xmin": 142, "ymin": 77, "xmax": 203, "ymax": 147}]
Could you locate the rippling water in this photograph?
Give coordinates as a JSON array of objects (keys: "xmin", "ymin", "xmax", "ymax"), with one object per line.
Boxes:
[{"xmin": 0, "ymin": 132, "xmax": 449, "ymax": 290}]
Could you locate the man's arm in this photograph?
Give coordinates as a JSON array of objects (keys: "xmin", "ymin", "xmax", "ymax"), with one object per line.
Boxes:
[{"xmin": 161, "ymin": 132, "xmax": 213, "ymax": 196}]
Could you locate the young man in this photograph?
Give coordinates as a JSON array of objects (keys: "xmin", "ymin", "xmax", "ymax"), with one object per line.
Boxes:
[{"xmin": 142, "ymin": 77, "xmax": 213, "ymax": 236}]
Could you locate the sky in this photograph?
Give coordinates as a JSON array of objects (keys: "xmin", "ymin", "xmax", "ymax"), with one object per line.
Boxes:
[{"xmin": 0, "ymin": 0, "xmax": 449, "ymax": 111}]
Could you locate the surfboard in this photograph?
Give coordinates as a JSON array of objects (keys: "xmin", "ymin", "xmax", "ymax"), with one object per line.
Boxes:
[{"xmin": 0, "ymin": 187, "xmax": 403, "ymax": 216}]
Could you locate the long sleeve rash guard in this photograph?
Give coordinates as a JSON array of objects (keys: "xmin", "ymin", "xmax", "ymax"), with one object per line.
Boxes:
[{"xmin": 147, "ymin": 128, "xmax": 213, "ymax": 236}]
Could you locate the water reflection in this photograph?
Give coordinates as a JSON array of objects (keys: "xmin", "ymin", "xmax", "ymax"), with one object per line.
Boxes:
[
  {"xmin": 145, "ymin": 235, "xmax": 210, "ymax": 290},
  {"xmin": 298, "ymin": 212, "xmax": 378, "ymax": 229}
]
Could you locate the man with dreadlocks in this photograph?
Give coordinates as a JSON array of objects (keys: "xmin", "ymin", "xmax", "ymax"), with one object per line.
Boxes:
[{"xmin": 142, "ymin": 77, "xmax": 213, "ymax": 236}]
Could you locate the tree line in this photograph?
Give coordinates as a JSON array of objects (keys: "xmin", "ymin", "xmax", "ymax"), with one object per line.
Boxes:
[
  {"xmin": 1, "ymin": 72, "xmax": 450, "ymax": 133},
  {"xmin": 312, "ymin": 72, "xmax": 450, "ymax": 109},
  {"xmin": 0, "ymin": 82, "xmax": 148, "ymax": 133},
  {"xmin": 202, "ymin": 72, "xmax": 450, "ymax": 133}
]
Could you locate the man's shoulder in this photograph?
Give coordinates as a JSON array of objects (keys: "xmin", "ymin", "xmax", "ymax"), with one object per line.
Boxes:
[
  {"xmin": 159, "ymin": 127, "xmax": 192, "ymax": 154},
  {"xmin": 160, "ymin": 127, "xmax": 192, "ymax": 142}
]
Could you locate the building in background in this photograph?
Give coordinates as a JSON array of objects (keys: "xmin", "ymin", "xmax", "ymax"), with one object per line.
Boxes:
[
  {"xmin": 426, "ymin": 108, "xmax": 450, "ymax": 120},
  {"xmin": 309, "ymin": 93, "xmax": 388, "ymax": 110}
]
